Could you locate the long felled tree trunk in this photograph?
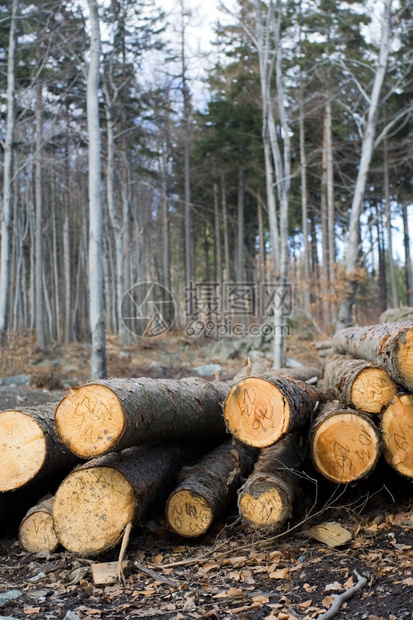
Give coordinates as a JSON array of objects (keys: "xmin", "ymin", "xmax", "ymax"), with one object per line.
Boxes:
[
  {"xmin": 87, "ymin": 0, "xmax": 107, "ymax": 379},
  {"xmin": 333, "ymin": 321, "xmax": 413, "ymax": 391},
  {"xmin": 0, "ymin": 0, "xmax": 19, "ymax": 344},
  {"xmin": 336, "ymin": 0, "xmax": 392, "ymax": 330},
  {"xmin": 55, "ymin": 377, "xmax": 230, "ymax": 459},
  {"xmin": 53, "ymin": 444, "xmax": 185, "ymax": 556}
]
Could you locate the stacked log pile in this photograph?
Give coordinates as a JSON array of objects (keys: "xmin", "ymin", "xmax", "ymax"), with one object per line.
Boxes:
[{"xmin": 0, "ymin": 320, "xmax": 411, "ymax": 559}]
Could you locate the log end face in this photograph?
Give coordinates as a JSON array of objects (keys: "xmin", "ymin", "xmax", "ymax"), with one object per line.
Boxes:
[
  {"xmin": 53, "ymin": 467, "xmax": 135, "ymax": 556},
  {"xmin": 224, "ymin": 378, "xmax": 289, "ymax": 448},
  {"xmin": 19, "ymin": 511, "xmax": 59, "ymax": 554},
  {"xmin": 382, "ymin": 394, "xmax": 413, "ymax": 479},
  {"xmin": 350, "ymin": 368, "xmax": 397, "ymax": 414},
  {"xmin": 0, "ymin": 410, "xmax": 47, "ymax": 491},
  {"xmin": 239, "ymin": 487, "xmax": 289, "ymax": 531},
  {"xmin": 397, "ymin": 329, "xmax": 413, "ymax": 391},
  {"xmin": 166, "ymin": 490, "xmax": 213, "ymax": 538},
  {"xmin": 54, "ymin": 384, "xmax": 126, "ymax": 458},
  {"xmin": 312, "ymin": 412, "xmax": 380, "ymax": 484}
]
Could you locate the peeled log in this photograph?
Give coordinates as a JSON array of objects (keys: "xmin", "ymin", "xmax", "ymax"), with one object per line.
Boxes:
[
  {"xmin": 381, "ymin": 394, "xmax": 413, "ymax": 479},
  {"xmin": 166, "ymin": 439, "xmax": 256, "ymax": 537},
  {"xmin": 55, "ymin": 378, "xmax": 229, "ymax": 459},
  {"xmin": 333, "ymin": 321, "xmax": 413, "ymax": 391},
  {"xmin": 53, "ymin": 444, "xmax": 184, "ymax": 556},
  {"xmin": 311, "ymin": 403, "xmax": 381, "ymax": 484},
  {"xmin": 19, "ymin": 497, "xmax": 58, "ymax": 554},
  {"xmin": 0, "ymin": 404, "xmax": 77, "ymax": 492},
  {"xmin": 324, "ymin": 355, "xmax": 397, "ymax": 414},
  {"xmin": 238, "ymin": 434, "xmax": 301, "ymax": 532},
  {"xmin": 224, "ymin": 374, "xmax": 319, "ymax": 448}
]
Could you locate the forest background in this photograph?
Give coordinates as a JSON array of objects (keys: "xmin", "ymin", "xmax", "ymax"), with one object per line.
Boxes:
[{"xmin": 0, "ymin": 0, "xmax": 412, "ymax": 379}]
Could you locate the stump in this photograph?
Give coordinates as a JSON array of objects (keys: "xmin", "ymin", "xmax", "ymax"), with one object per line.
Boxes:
[
  {"xmin": 224, "ymin": 374, "xmax": 319, "ymax": 448},
  {"xmin": 55, "ymin": 378, "xmax": 229, "ymax": 459},
  {"xmin": 311, "ymin": 403, "xmax": 381, "ymax": 484},
  {"xmin": 0, "ymin": 404, "xmax": 77, "ymax": 492},
  {"xmin": 52, "ymin": 444, "xmax": 184, "ymax": 556},
  {"xmin": 324, "ymin": 355, "xmax": 397, "ymax": 414},
  {"xmin": 333, "ymin": 321, "xmax": 413, "ymax": 391},
  {"xmin": 19, "ymin": 497, "xmax": 58, "ymax": 554},
  {"xmin": 166, "ymin": 439, "xmax": 256, "ymax": 537},
  {"xmin": 381, "ymin": 394, "xmax": 413, "ymax": 479},
  {"xmin": 238, "ymin": 434, "xmax": 301, "ymax": 532}
]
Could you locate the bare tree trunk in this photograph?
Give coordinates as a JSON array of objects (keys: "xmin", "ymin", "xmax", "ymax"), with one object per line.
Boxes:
[
  {"xmin": 213, "ymin": 178, "xmax": 223, "ymax": 286},
  {"xmin": 336, "ymin": 0, "xmax": 392, "ymax": 330},
  {"xmin": 35, "ymin": 80, "xmax": 45, "ymax": 349},
  {"xmin": 180, "ymin": 0, "xmax": 192, "ymax": 288},
  {"xmin": 257, "ymin": 191, "xmax": 266, "ymax": 285},
  {"xmin": 0, "ymin": 0, "xmax": 19, "ymax": 344},
  {"xmin": 402, "ymin": 202, "xmax": 413, "ymax": 306},
  {"xmin": 221, "ymin": 171, "xmax": 231, "ymax": 282},
  {"xmin": 383, "ymin": 136, "xmax": 398, "ymax": 308},
  {"xmin": 299, "ymin": 96, "xmax": 309, "ymax": 309},
  {"xmin": 326, "ymin": 98, "xmax": 336, "ymax": 321},
  {"xmin": 237, "ymin": 167, "xmax": 245, "ymax": 284},
  {"xmin": 161, "ymin": 152, "xmax": 171, "ymax": 293},
  {"xmin": 321, "ymin": 112, "xmax": 330, "ymax": 328},
  {"xmin": 86, "ymin": 0, "xmax": 107, "ymax": 379},
  {"xmin": 377, "ymin": 205, "xmax": 388, "ymax": 313}
]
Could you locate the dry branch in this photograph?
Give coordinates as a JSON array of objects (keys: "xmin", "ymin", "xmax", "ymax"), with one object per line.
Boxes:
[{"xmin": 55, "ymin": 377, "xmax": 229, "ymax": 459}]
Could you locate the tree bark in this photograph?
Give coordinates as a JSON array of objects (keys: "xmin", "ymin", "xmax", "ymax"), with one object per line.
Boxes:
[
  {"xmin": 238, "ymin": 433, "xmax": 301, "ymax": 532},
  {"xmin": 381, "ymin": 393, "xmax": 413, "ymax": 479},
  {"xmin": 19, "ymin": 496, "xmax": 58, "ymax": 554},
  {"xmin": 336, "ymin": 0, "xmax": 392, "ymax": 330},
  {"xmin": 166, "ymin": 439, "xmax": 256, "ymax": 537},
  {"xmin": 324, "ymin": 355, "xmax": 397, "ymax": 414},
  {"xmin": 224, "ymin": 374, "xmax": 319, "ymax": 448},
  {"xmin": 53, "ymin": 444, "xmax": 185, "ymax": 556},
  {"xmin": 333, "ymin": 321, "xmax": 413, "ymax": 391},
  {"xmin": 55, "ymin": 377, "xmax": 230, "ymax": 459},
  {"xmin": 0, "ymin": 0, "xmax": 18, "ymax": 344},
  {"xmin": 0, "ymin": 403, "xmax": 77, "ymax": 492},
  {"xmin": 86, "ymin": 0, "xmax": 107, "ymax": 379},
  {"xmin": 311, "ymin": 402, "xmax": 381, "ymax": 484}
]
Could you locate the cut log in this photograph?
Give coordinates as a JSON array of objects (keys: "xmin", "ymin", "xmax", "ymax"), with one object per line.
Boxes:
[
  {"xmin": 18, "ymin": 496, "xmax": 58, "ymax": 554},
  {"xmin": 0, "ymin": 404, "xmax": 77, "ymax": 492},
  {"xmin": 52, "ymin": 444, "xmax": 184, "ymax": 556},
  {"xmin": 311, "ymin": 402, "xmax": 381, "ymax": 484},
  {"xmin": 238, "ymin": 434, "xmax": 301, "ymax": 532},
  {"xmin": 381, "ymin": 394, "xmax": 413, "ymax": 479},
  {"xmin": 224, "ymin": 374, "xmax": 319, "ymax": 448},
  {"xmin": 55, "ymin": 378, "xmax": 228, "ymax": 459},
  {"xmin": 333, "ymin": 321, "xmax": 413, "ymax": 391},
  {"xmin": 324, "ymin": 355, "xmax": 397, "ymax": 414},
  {"xmin": 166, "ymin": 439, "xmax": 256, "ymax": 537}
]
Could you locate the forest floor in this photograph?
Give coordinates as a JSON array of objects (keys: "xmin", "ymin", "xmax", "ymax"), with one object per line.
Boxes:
[{"xmin": 0, "ymin": 332, "xmax": 412, "ymax": 620}]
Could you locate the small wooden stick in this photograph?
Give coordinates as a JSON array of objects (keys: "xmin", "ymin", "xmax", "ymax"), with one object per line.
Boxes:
[
  {"xmin": 117, "ymin": 522, "xmax": 132, "ymax": 584},
  {"xmin": 315, "ymin": 570, "xmax": 367, "ymax": 620},
  {"xmin": 134, "ymin": 561, "xmax": 181, "ymax": 588}
]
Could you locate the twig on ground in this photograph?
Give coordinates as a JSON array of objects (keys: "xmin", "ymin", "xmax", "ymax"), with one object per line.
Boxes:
[
  {"xmin": 315, "ymin": 570, "xmax": 368, "ymax": 620},
  {"xmin": 134, "ymin": 561, "xmax": 181, "ymax": 588},
  {"xmin": 117, "ymin": 522, "xmax": 132, "ymax": 584}
]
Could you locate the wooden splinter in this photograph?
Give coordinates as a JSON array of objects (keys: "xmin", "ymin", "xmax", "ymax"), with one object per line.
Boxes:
[{"xmin": 311, "ymin": 402, "xmax": 381, "ymax": 484}]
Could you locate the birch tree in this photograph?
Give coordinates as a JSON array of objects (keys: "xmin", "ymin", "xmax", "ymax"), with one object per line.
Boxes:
[
  {"xmin": 336, "ymin": 0, "xmax": 393, "ymax": 330},
  {"xmin": 0, "ymin": 0, "xmax": 19, "ymax": 344},
  {"xmin": 86, "ymin": 0, "xmax": 107, "ymax": 378}
]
